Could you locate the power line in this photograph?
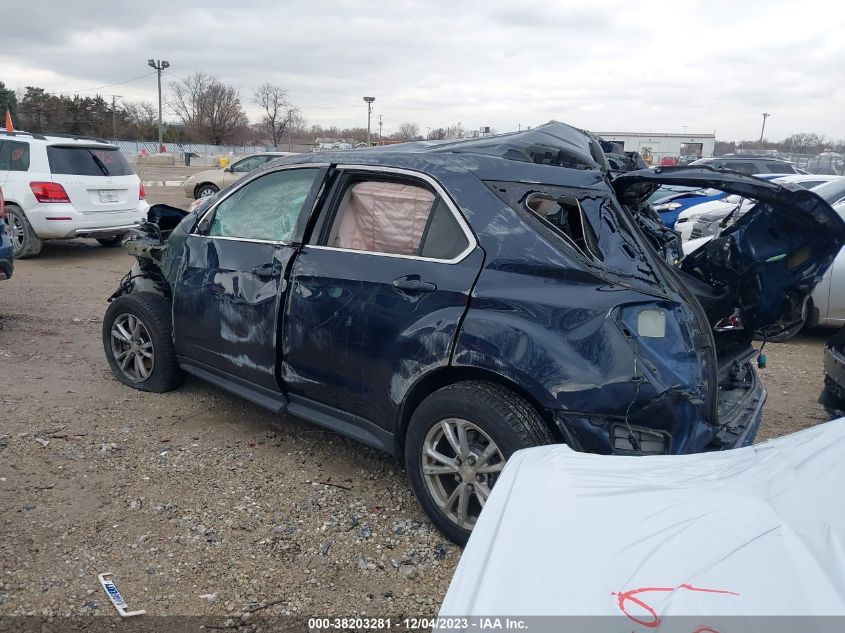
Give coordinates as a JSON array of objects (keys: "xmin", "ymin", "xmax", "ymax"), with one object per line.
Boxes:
[{"xmin": 55, "ymin": 71, "xmax": 157, "ymax": 94}]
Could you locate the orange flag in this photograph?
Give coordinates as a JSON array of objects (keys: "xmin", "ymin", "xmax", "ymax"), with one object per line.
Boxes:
[{"xmin": 4, "ymin": 110, "xmax": 12, "ymax": 132}]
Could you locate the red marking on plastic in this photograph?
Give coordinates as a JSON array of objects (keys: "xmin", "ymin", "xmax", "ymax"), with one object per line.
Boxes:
[
  {"xmin": 11, "ymin": 147, "xmax": 24, "ymax": 161},
  {"xmin": 611, "ymin": 584, "xmax": 739, "ymax": 628}
]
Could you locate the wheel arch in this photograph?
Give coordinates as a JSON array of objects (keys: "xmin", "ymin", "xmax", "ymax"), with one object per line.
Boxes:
[{"xmin": 393, "ymin": 365, "xmax": 562, "ymax": 457}]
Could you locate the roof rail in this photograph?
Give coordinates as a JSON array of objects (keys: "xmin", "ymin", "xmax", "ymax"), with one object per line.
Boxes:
[
  {"xmin": 0, "ymin": 129, "xmax": 47, "ymax": 140},
  {"xmin": 43, "ymin": 133, "xmax": 110, "ymax": 144}
]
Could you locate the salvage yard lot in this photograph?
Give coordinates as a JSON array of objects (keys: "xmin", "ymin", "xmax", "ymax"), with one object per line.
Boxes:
[{"xmin": 0, "ymin": 164, "xmax": 841, "ymax": 618}]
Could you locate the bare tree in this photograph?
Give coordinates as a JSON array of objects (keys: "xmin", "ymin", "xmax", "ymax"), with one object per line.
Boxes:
[
  {"xmin": 253, "ymin": 83, "xmax": 298, "ymax": 148},
  {"xmin": 204, "ymin": 81, "xmax": 249, "ymax": 145},
  {"xmin": 125, "ymin": 100, "xmax": 157, "ymax": 127},
  {"xmin": 394, "ymin": 122, "xmax": 420, "ymax": 141},
  {"xmin": 783, "ymin": 132, "xmax": 821, "ymax": 154},
  {"xmin": 427, "ymin": 127, "xmax": 447, "ymax": 140},
  {"xmin": 168, "ymin": 72, "xmax": 248, "ymax": 144}
]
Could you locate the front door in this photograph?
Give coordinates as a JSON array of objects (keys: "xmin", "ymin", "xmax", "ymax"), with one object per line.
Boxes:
[
  {"xmin": 283, "ymin": 168, "xmax": 483, "ymax": 428},
  {"xmin": 173, "ymin": 166, "xmax": 325, "ymax": 390}
]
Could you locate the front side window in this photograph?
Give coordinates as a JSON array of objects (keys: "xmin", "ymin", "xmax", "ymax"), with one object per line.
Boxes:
[
  {"xmin": 0, "ymin": 141, "xmax": 31, "ymax": 171},
  {"xmin": 324, "ymin": 179, "xmax": 469, "ymax": 259},
  {"xmin": 208, "ymin": 168, "xmax": 319, "ymax": 241},
  {"xmin": 231, "ymin": 156, "xmax": 267, "ymax": 173}
]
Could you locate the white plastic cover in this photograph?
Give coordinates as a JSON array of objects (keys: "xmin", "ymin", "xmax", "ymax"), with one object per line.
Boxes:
[{"xmin": 440, "ymin": 420, "xmax": 845, "ymax": 629}]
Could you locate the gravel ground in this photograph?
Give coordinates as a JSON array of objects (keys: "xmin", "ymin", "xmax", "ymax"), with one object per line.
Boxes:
[{"xmin": 1, "ymin": 164, "xmax": 843, "ymax": 624}]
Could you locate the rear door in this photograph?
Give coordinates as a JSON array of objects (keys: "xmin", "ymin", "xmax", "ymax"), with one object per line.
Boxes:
[
  {"xmin": 172, "ymin": 165, "xmax": 327, "ymax": 390},
  {"xmin": 283, "ymin": 166, "xmax": 483, "ymax": 427},
  {"xmin": 46, "ymin": 144, "xmax": 140, "ymax": 212}
]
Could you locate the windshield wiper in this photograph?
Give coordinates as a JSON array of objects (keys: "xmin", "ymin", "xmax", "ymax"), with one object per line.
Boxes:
[{"xmin": 89, "ymin": 150, "xmax": 110, "ymax": 176}]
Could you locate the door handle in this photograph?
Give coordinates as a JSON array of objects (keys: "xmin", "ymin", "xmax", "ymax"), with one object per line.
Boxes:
[{"xmin": 392, "ymin": 275, "xmax": 437, "ymax": 293}]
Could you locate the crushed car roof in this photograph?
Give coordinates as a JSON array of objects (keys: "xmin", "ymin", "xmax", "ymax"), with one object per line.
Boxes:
[{"xmin": 270, "ymin": 121, "xmax": 610, "ymax": 182}]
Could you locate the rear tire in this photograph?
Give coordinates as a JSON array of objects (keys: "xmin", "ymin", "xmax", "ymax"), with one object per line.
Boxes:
[
  {"xmin": 4, "ymin": 205, "xmax": 42, "ymax": 259},
  {"xmin": 96, "ymin": 234, "xmax": 127, "ymax": 247},
  {"xmin": 405, "ymin": 380, "xmax": 554, "ymax": 546},
  {"xmin": 102, "ymin": 292, "xmax": 184, "ymax": 392},
  {"xmin": 195, "ymin": 183, "xmax": 219, "ymax": 199}
]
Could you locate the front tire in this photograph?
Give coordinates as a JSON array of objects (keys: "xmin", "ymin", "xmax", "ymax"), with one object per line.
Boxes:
[
  {"xmin": 405, "ymin": 380, "xmax": 554, "ymax": 546},
  {"xmin": 3, "ymin": 205, "xmax": 43, "ymax": 259},
  {"xmin": 195, "ymin": 183, "xmax": 219, "ymax": 199},
  {"xmin": 102, "ymin": 292, "xmax": 184, "ymax": 392}
]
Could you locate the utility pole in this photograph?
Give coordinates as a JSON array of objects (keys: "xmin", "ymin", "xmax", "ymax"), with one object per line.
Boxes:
[
  {"xmin": 287, "ymin": 110, "xmax": 293, "ymax": 152},
  {"xmin": 111, "ymin": 95, "xmax": 122, "ymax": 139},
  {"xmin": 760, "ymin": 112, "xmax": 771, "ymax": 143},
  {"xmin": 363, "ymin": 96, "xmax": 375, "ymax": 145},
  {"xmin": 147, "ymin": 59, "xmax": 170, "ymax": 151},
  {"xmin": 377, "ymin": 114, "xmax": 383, "ymax": 144}
]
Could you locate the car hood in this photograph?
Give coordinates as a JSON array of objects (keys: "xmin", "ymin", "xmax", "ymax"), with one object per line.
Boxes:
[{"xmin": 613, "ymin": 167, "xmax": 845, "ymax": 336}]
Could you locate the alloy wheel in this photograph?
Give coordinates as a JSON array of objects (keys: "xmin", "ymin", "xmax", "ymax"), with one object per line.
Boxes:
[
  {"xmin": 421, "ymin": 418, "xmax": 505, "ymax": 530},
  {"xmin": 3, "ymin": 210, "xmax": 25, "ymax": 255},
  {"xmin": 110, "ymin": 313, "xmax": 155, "ymax": 382}
]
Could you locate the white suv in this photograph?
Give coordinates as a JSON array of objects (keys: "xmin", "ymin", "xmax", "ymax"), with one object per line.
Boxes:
[{"xmin": 0, "ymin": 131, "xmax": 149, "ymax": 258}]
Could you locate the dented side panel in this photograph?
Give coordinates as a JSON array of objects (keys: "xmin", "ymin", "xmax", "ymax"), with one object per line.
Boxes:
[
  {"xmin": 172, "ymin": 234, "xmax": 294, "ymax": 390},
  {"xmin": 282, "ymin": 246, "xmax": 484, "ymax": 430}
]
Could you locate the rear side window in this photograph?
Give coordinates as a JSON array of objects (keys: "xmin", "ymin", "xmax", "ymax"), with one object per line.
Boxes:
[
  {"xmin": 324, "ymin": 179, "xmax": 469, "ymax": 260},
  {"xmin": 0, "ymin": 140, "xmax": 30, "ymax": 171},
  {"xmin": 525, "ymin": 193, "xmax": 601, "ymax": 260},
  {"xmin": 47, "ymin": 146, "xmax": 134, "ymax": 176}
]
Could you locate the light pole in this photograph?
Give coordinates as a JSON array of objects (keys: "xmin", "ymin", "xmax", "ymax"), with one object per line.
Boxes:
[
  {"xmin": 148, "ymin": 59, "xmax": 170, "ymax": 150},
  {"xmin": 363, "ymin": 96, "xmax": 375, "ymax": 145},
  {"xmin": 760, "ymin": 112, "xmax": 771, "ymax": 143}
]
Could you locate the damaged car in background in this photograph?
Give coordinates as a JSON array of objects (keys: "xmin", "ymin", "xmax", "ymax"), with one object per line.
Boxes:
[{"xmin": 100, "ymin": 121, "xmax": 845, "ymax": 545}]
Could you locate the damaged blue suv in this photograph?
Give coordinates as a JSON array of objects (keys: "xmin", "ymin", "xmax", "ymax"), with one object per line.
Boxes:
[{"xmin": 102, "ymin": 122, "xmax": 845, "ymax": 544}]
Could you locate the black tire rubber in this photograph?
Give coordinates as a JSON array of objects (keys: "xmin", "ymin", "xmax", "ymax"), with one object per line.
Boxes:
[
  {"xmin": 4, "ymin": 205, "xmax": 43, "ymax": 259},
  {"xmin": 195, "ymin": 183, "xmax": 219, "ymax": 199},
  {"xmin": 405, "ymin": 380, "xmax": 555, "ymax": 546},
  {"xmin": 102, "ymin": 292, "xmax": 184, "ymax": 392},
  {"xmin": 96, "ymin": 234, "xmax": 127, "ymax": 247}
]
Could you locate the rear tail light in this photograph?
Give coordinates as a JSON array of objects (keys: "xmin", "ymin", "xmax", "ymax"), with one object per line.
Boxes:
[
  {"xmin": 139, "ymin": 182, "xmax": 146, "ymax": 200},
  {"xmin": 30, "ymin": 181, "xmax": 70, "ymax": 203}
]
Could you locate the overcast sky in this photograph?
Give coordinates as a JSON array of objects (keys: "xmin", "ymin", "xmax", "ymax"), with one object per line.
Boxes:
[{"xmin": 1, "ymin": 0, "xmax": 842, "ymax": 140}]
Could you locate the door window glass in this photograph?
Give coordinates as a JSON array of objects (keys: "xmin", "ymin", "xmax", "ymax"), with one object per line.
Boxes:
[
  {"xmin": 325, "ymin": 179, "xmax": 468, "ymax": 259},
  {"xmin": 209, "ymin": 168, "xmax": 319, "ymax": 241},
  {"xmin": 766, "ymin": 162, "xmax": 796, "ymax": 174},
  {"xmin": 231, "ymin": 155, "xmax": 266, "ymax": 173},
  {"xmin": 723, "ymin": 162, "xmax": 756, "ymax": 175}
]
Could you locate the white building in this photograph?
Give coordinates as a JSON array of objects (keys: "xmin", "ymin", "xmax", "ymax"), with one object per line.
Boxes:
[{"xmin": 595, "ymin": 131, "xmax": 715, "ymax": 165}]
